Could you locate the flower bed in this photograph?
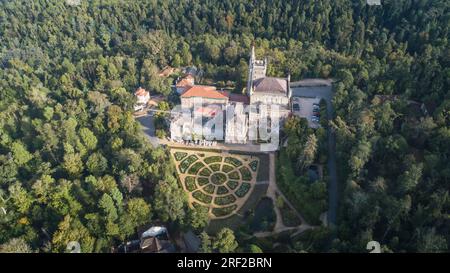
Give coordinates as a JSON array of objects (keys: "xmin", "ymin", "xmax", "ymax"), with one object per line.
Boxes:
[
  {"xmin": 228, "ymin": 171, "xmax": 240, "ymax": 180},
  {"xmin": 174, "ymin": 151, "xmax": 188, "ymax": 161},
  {"xmin": 179, "ymin": 155, "xmax": 198, "ymax": 173},
  {"xmin": 203, "ymin": 184, "xmax": 215, "ymax": 194},
  {"xmin": 188, "ymin": 161, "xmax": 206, "ymax": 175},
  {"xmin": 193, "ymin": 190, "xmax": 212, "ymax": 204},
  {"xmin": 212, "ymin": 205, "xmax": 237, "ymax": 217},
  {"xmin": 235, "ymin": 182, "xmax": 251, "ymax": 197},
  {"xmin": 171, "ymin": 149, "xmax": 261, "ymax": 219},
  {"xmin": 225, "ymin": 157, "xmax": 242, "ymax": 167},
  {"xmin": 222, "ymin": 164, "xmax": 234, "ymax": 173},
  {"xmin": 210, "ymin": 172, "xmax": 227, "ymax": 185},
  {"xmin": 214, "ymin": 194, "xmax": 237, "ymax": 206},
  {"xmin": 216, "ymin": 186, "xmax": 229, "ymax": 195},
  {"xmin": 185, "ymin": 176, "xmax": 197, "ymax": 191},
  {"xmin": 239, "ymin": 166, "xmax": 252, "ymax": 181},
  {"xmin": 199, "ymin": 167, "xmax": 212, "ymax": 176},
  {"xmin": 249, "ymin": 160, "xmax": 258, "ymax": 172},
  {"xmin": 198, "ymin": 177, "xmax": 210, "ymax": 186},
  {"xmin": 204, "ymin": 156, "xmax": 222, "ymax": 164},
  {"xmin": 226, "ymin": 180, "xmax": 239, "ymax": 190},
  {"xmin": 209, "ymin": 163, "xmax": 221, "ymax": 172}
]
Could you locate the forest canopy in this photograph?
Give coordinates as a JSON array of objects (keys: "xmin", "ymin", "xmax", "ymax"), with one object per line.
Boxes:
[{"xmin": 0, "ymin": 0, "xmax": 448, "ymax": 252}]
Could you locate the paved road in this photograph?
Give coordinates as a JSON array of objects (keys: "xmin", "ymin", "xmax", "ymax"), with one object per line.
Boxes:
[
  {"xmin": 136, "ymin": 113, "xmax": 161, "ymax": 147},
  {"xmin": 291, "ymin": 84, "xmax": 338, "ymax": 227}
]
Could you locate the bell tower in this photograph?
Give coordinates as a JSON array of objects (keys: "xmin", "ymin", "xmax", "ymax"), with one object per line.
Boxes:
[{"xmin": 247, "ymin": 46, "xmax": 267, "ymax": 97}]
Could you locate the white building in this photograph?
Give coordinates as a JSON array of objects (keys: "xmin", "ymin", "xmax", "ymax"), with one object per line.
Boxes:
[
  {"xmin": 247, "ymin": 46, "xmax": 291, "ymax": 118},
  {"xmin": 134, "ymin": 87, "xmax": 150, "ymax": 111},
  {"xmin": 170, "ymin": 47, "xmax": 292, "ymax": 147}
]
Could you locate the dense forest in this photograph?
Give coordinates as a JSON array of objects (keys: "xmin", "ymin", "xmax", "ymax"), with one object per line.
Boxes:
[{"xmin": 0, "ymin": 0, "xmax": 448, "ymax": 252}]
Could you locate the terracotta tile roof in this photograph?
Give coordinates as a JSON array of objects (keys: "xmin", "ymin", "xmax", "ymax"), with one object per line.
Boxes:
[
  {"xmin": 158, "ymin": 66, "xmax": 175, "ymax": 77},
  {"xmin": 176, "ymin": 75, "xmax": 195, "ymax": 87},
  {"xmin": 135, "ymin": 87, "xmax": 149, "ymax": 97},
  {"xmin": 253, "ymin": 77, "xmax": 288, "ymax": 94},
  {"xmin": 181, "ymin": 85, "xmax": 229, "ymax": 100}
]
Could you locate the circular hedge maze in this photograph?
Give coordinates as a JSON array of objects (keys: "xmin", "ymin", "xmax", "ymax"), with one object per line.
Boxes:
[{"xmin": 170, "ymin": 149, "xmax": 260, "ymax": 219}]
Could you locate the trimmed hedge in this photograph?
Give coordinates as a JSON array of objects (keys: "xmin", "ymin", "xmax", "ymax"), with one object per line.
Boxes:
[
  {"xmin": 203, "ymin": 184, "xmax": 215, "ymax": 194},
  {"xmin": 174, "ymin": 151, "xmax": 188, "ymax": 161},
  {"xmin": 225, "ymin": 157, "xmax": 242, "ymax": 167},
  {"xmin": 210, "ymin": 172, "xmax": 227, "ymax": 185},
  {"xmin": 188, "ymin": 161, "xmax": 206, "ymax": 175},
  {"xmin": 216, "ymin": 186, "xmax": 229, "ymax": 195},
  {"xmin": 212, "ymin": 205, "xmax": 237, "ymax": 217},
  {"xmin": 222, "ymin": 164, "xmax": 234, "ymax": 173},
  {"xmin": 185, "ymin": 176, "xmax": 197, "ymax": 192},
  {"xmin": 235, "ymin": 182, "xmax": 251, "ymax": 197},
  {"xmin": 239, "ymin": 166, "xmax": 252, "ymax": 181},
  {"xmin": 198, "ymin": 177, "xmax": 210, "ymax": 186},
  {"xmin": 226, "ymin": 180, "xmax": 239, "ymax": 190},
  {"xmin": 249, "ymin": 160, "xmax": 259, "ymax": 172},
  {"xmin": 179, "ymin": 155, "xmax": 198, "ymax": 173},
  {"xmin": 214, "ymin": 194, "xmax": 236, "ymax": 206},
  {"xmin": 199, "ymin": 167, "xmax": 212, "ymax": 176},
  {"xmin": 210, "ymin": 163, "xmax": 221, "ymax": 172},
  {"xmin": 228, "ymin": 171, "xmax": 240, "ymax": 180},
  {"xmin": 204, "ymin": 156, "xmax": 222, "ymax": 164},
  {"xmin": 193, "ymin": 190, "xmax": 212, "ymax": 204}
]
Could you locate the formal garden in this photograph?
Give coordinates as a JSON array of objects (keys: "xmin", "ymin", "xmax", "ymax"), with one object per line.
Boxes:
[{"xmin": 170, "ymin": 149, "xmax": 260, "ymax": 219}]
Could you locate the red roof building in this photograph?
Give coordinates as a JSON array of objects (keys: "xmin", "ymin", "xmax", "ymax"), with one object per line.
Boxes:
[{"xmin": 181, "ymin": 85, "xmax": 228, "ymax": 100}]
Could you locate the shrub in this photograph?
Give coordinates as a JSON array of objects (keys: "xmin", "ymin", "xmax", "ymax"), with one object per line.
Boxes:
[
  {"xmin": 214, "ymin": 194, "xmax": 236, "ymax": 206},
  {"xmin": 203, "ymin": 184, "xmax": 215, "ymax": 194},
  {"xmin": 210, "ymin": 172, "xmax": 227, "ymax": 185},
  {"xmin": 239, "ymin": 166, "xmax": 252, "ymax": 181},
  {"xmin": 199, "ymin": 168, "xmax": 212, "ymax": 176},
  {"xmin": 155, "ymin": 129, "xmax": 166, "ymax": 139},
  {"xmin": 222, "ymin": 164, "xmax": 234, "ymax": 173},
  {"xmin": 204, "ymin": 156, "xmax": 222, "ymax": 164},
  {"xmin": 192, "ymin": 202, "xmax": 209, "ymax": 211},
  {"xmin": 210, "ymin": 163, "xmax": 221, "ymax": 171},
  {"xmin": 228, "ymin": 171, "xmax": 240, "ymax": 180},
  {"xmin": 193, "ymin": 190, "xmax": 212, "ymax": 204},
  {"xmin": 185, "ymin": 176, "xmax": 197, "ymax": 192},
  {"xmin": 212, "ymin": 205, "xmax": 237, "ymax": 217},
  {"xmin": 198, "ymin": 177, "xmax": 210, "ymax": 186},
  {"xmin": 188, "ymin": 162, "xmax": 205, "ymax": 174},
  {"xmin": 217, "ymin": 186, "xmax": 229, "ymax": 195},
  {"xmin": 174, "ymin": 151, "xmax": 188, "ymax": 161},
  {"xmin": 179, "ymin": 155, "xmax": 198, "ymax": 173},
  {"xmin": 225, "ymin": 157, "xmax": 242, "ymax": 167},
  {"xmin": 235, "ymin": 182, "xmax": 251, "ymax": 197},
  {"xmin": 226, "ymin": 180, "xmax": 239, "ymax": 190},
  {"xmin": 249, "ymin": 160, "xmax": 259, "ymax": 172}
]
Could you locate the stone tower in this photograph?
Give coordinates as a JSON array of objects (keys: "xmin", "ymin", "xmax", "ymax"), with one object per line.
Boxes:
[{"xmin": 247, "ymin": 46, "xmax": 267, "ymax": 96}]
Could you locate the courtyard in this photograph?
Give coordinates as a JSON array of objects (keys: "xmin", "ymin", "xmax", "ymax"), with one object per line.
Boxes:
[{"xmin": 170, "ymin": 149, "xmax": 260, "ymax": 219}]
